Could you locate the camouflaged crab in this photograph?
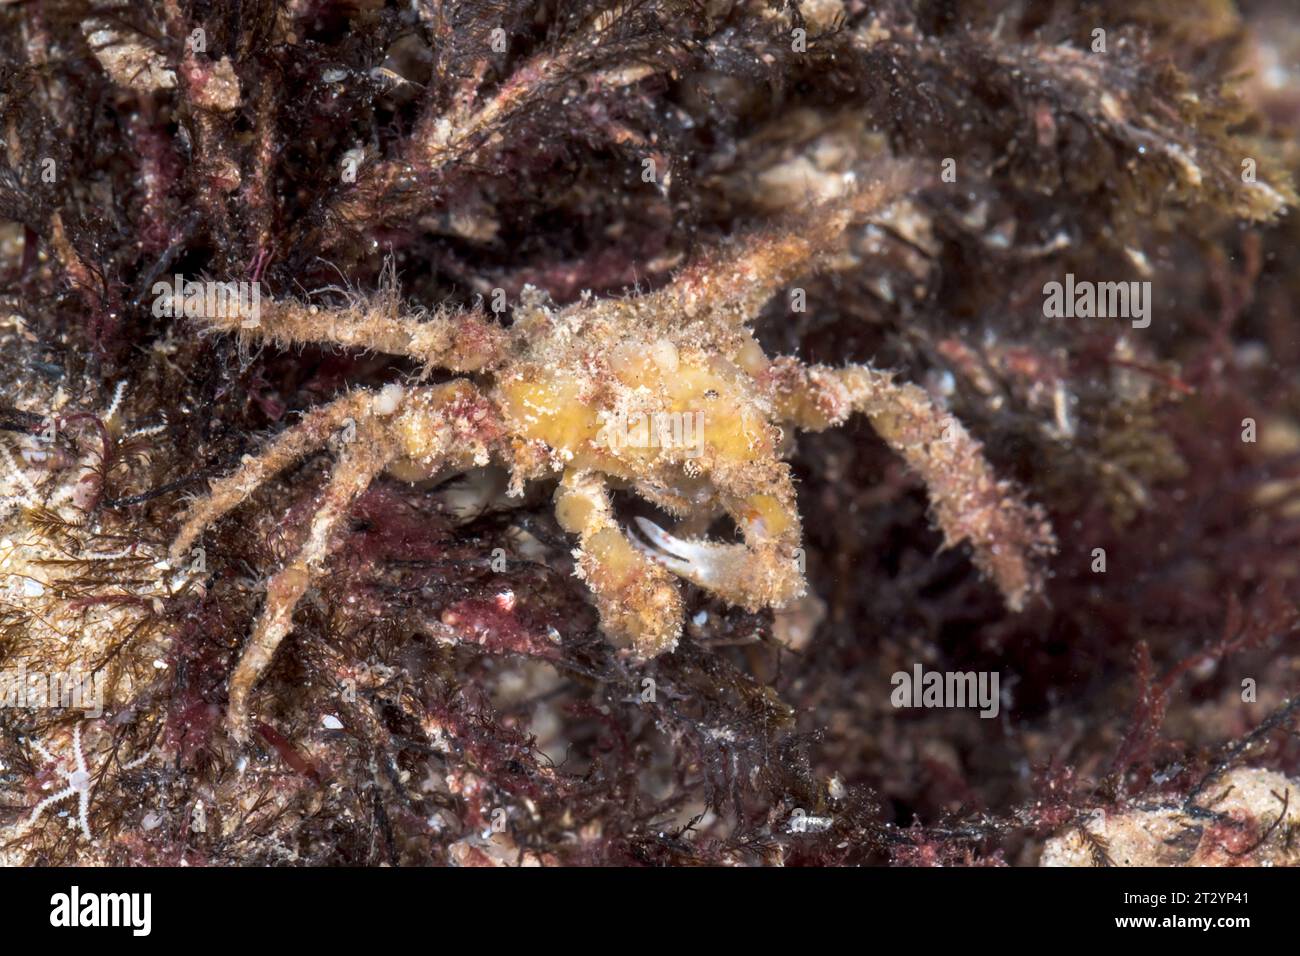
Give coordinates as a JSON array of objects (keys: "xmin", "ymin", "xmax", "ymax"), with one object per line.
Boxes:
[{"xmin": 171, "ymin": 184, "xmax": 1055, "ymax": 741}]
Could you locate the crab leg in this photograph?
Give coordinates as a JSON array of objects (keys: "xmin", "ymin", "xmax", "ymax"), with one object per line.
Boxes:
[
  {"xmin": 766, "ymin": 358, "xmax": 1056, "ymax": 610},
  {"xmin": 227, "ymin": 433, "xmax": 396, "ymax": 741},
  {"xmin": 644, "ymin": 165, "xmax": 914, "ymax": 332},
  {"xmin": 192, "ymin": 281, "xmax": 508, "ymax": 374},
  {"xmin": 553, "ymin": 470, "xmax": 683, "ymax": 658},
  {"xmin": 170, "ymin": 389, "xmax": 375, "ymax": 563}
]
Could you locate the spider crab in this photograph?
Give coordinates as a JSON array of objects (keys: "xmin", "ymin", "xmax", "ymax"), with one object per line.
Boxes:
[{"xmin": 170, "ymin": 180, "xmax": 1055, "ymax": 740}]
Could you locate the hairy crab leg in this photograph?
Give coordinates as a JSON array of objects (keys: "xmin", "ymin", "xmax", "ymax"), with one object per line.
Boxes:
[
  {"xmin": 553, "ymin": 469, "xmax": 684, "ymax": 658},
  {"xmin": 192, "ymin": 279, "xmax": 508, "ymax": 375},
  {"xmin": 169, "ymin": 389, "xmax": 376, "ymax": 563},
  {"xmin": 766, "ymin": 358, "xmax": 1056, "ymax": 610},
  {"xmin": 640, "ymin": 165, "xmax": 915, "ymax": 334},
  {"xmin": 227, "ymin": 433, "xmax": 396, "ymax": 741}
]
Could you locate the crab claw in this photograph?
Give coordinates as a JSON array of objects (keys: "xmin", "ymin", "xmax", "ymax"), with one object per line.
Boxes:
[
  {"xmin": 632, "ymin": 516, "xmax": 804, "ymax": 610},
  {"xmin": 633, "ymin": 517, "xmax": 729, "ymax": 587}
]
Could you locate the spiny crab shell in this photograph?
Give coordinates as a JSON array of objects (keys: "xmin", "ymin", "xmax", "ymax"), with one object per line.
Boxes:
[{"xmin": 493, "ymin": 286, "xmax": 807, "ymax": 654}]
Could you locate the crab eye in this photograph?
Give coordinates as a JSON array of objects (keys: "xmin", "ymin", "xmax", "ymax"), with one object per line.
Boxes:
[{"xmin": 704, "ymin": 389, "xmax": 719, "ymax": 400}]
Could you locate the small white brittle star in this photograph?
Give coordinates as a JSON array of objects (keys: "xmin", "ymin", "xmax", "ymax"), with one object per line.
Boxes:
[
  {"xmin": 1, "ymin": 380, "xmax": 165, "ymax": 516},
  {"xmin": 25, "ymin": 721, "xmax": 97, "ymax": 843}
]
